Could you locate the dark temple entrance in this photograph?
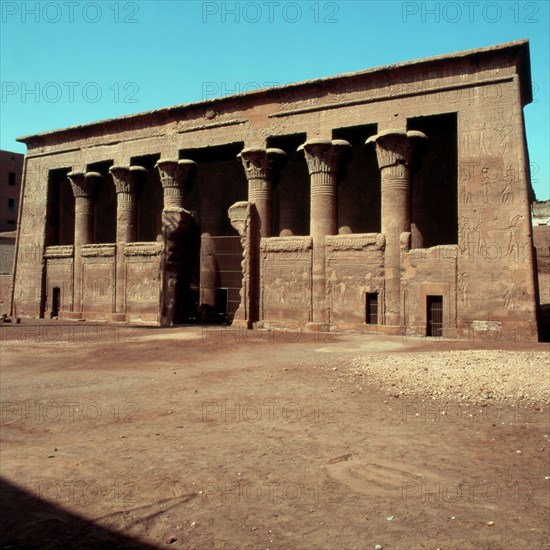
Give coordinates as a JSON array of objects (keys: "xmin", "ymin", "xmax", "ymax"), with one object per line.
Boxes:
[
  {"xmin": 366, "ymin": 292, "xmax": 379, "ymax": 325},
  {"xmin": 51, "ymin": 287, "xmax": 61, "ymax": 318},
  {"xmin": 426, "ymin": 295, "xmax": 443, "ymax": 337},
  {"xmin": 205, "ymin": 236, "xmax": 243, "ymax": 324}
]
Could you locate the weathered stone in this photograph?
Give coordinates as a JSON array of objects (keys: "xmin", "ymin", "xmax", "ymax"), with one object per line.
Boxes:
[{"xmin": 9, "ymin": 40, "xmax": 541, "ymax": 340}]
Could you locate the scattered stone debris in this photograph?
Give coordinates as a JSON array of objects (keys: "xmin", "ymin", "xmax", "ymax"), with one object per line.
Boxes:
[{"xmin": 333, "ymin": 351, "xmax": 549, "ymax": 403}]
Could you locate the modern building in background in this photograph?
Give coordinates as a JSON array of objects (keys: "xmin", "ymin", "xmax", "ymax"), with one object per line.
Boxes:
[
  {"xmin": 0, "ymin": 150, "xmax": 23, "ymax": 233},
  {"xmin": 10, "ymin": 40, "xmax": 542, "ymax": 340},
  {"xmin": 533, "ymin": 200, "xmax": 550, "ymax": 339},
  {"xmin": 0, "ymin": 150, "xmax": 24, "ymax": 315}
]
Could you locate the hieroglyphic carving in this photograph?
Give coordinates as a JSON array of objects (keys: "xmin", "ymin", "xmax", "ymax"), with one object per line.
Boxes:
[
  {"xmin": 229, "ymin": 201, "xmax": 258, "ymax": 327},
  {"xmin": 501, "ymin": 280, "xmax": 518, "ymax": 311},
  {"xmin": 500, "ymin": 166, "xmax": 515, "ymax": 204},
  {"xmin": 85, "ymin": 276, "xmax": 111, "ymax": 298},
  {"xmin": 461, "ymin": 112, "xmax": 516, "ymax": 158},
  {"xmin": 262, "ymin": 256, "xmax": 312, "ymax": 322},
  {"xmin": 81, "ymin": 261, "xmax": 114, "ymax": 312},
  {"xmin": 125, "ymin": 273, "xmax": 159, "ymax": 302},
  {"xmin": 326, "ymin": 256, "xmax": 384, "ymax": 318},
  {"xmin": 457, "ymin": 272, "xmax": 470, "ymax": 309},
  {"xmin": 264, "ymin": 263, "xmax": 311, "ymax": 306},
  {"xmin": 460, "ymin": 158, "xmax": 521, "ymax": 207},
  {"xmin": 460, "ymin": 213, "xmax": 482, "ymax": 260},
  {"xmin": 504, "ymin": 215, "xmax": 523, "ymax": 261}
]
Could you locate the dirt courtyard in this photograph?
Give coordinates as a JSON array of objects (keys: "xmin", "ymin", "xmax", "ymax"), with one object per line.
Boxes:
[{"xmin": 1, "ymin": 321, "xmax": 549, "ymax": 550}]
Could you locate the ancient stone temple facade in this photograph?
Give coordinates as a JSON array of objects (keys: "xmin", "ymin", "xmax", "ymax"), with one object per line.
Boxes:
[{"xmin": 11, "ymin": 40, "xmax": 541, "ymax": 340}]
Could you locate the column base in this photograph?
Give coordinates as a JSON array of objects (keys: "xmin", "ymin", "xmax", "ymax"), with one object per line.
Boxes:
[
  {"xmin": 304, "ymin": 322, "xmax": 338, "ymax": 332},
  {"xmin": 109, "ymin": 313, "xmax": 127, "ymax": 322},
  {"xmin": 65, "ymin": 312, "xmax": 85, "ymax": 321},
  {"xmin": 371, "ymin": 324, "xmax": 404, "ymax": 336}
]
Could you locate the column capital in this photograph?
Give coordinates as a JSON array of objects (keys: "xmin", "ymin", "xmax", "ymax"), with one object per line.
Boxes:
[
  {"xmin": 68, "ymin": 171, "xmax": 101, "ymax": 199},
  {"xmin": 109, "ymin": 165, "xmax": 147, "ymax": 194},
  {"xmin": 155, "ymin": 159, "xmax": 196, "ymax": 187},
  {"xmin": 237, "ymin": 147, "xmax": 286, "ymax": 181},
  {"xmin": 155, "ymin": 158, "xmax": 196, "ymax": 209},
  {"xmin": 366, "ymin": 130, "xmax": 427, "ymax": 170},
  {"xmin": 298, "ymin": 139, "xmax": 351, "ymax": 176}
]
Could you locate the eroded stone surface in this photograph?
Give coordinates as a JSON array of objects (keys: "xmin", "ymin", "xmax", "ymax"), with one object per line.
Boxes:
[{"xmin": 10, "ymin": 40, "xmax": 542, "ymax": 340}]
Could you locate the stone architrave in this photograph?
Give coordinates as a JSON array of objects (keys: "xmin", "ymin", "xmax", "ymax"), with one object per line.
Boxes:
[
  {"xmin": 298, "ymin": 138, "xmax": 351, "ymax": 324},
  {"xmin": 366, "ymin": 130, "xmax": 427, "ymax": 327},
  {"xmin": 238, "ymin": 147, "xmax": 286, "ymax": 239},
  {"xmin": 67, "ymin": 171, "xmax": 102, "ymax": 318},
  {"xmin": 155, "ymin": 159, "xmax": 197, "ymax": 326}
]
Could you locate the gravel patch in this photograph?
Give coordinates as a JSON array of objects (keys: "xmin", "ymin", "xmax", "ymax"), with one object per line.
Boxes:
[{"xmin": 339, "ymin": 350, "xmax": 550, "ymax": 403}]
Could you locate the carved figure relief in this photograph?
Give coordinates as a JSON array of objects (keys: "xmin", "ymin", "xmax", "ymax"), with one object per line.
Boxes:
[
  {"xmin": 457, "ymin": 272, "xmax": 470, "ymax": 309},
  {"xmin": 501, "ymin": 281, "xmax": 518, "ymax": 310}
]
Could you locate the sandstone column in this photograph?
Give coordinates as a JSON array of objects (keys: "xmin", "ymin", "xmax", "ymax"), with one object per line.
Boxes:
[
  {"xmin": 237, "ymin": 147, "xmax": 286, "ymax": 238},
  {"xmin": 69, "ymin": 171, "xmax": 97, "ymax": 246},
  {"xmin": 68, "ymin": 171, "xmax": 101, "ymax": 318},
  {"xmin": 108, "ymin": 165, "xmax": 147, "ymax": 321},
  {"xmin": 299, "ymin": 138, "xmax": 351, "ymax": 324},
  {"xmin": 155, "ymin": 159, "xmax": 196, "ymax": 326},
  {"xmin": 109, "ymin": 165, "xmax": 147, "ymax": 243},
  {"xmin": 228, "ymin": 201, "xmax": 257, "ymax": 328},
  {"xmin": 366, "ymin": 130, "xmax": 427, "ymax": 327},
  {"xmin": 158, "ymin": 159, "xmax": 196, "ymax": 209}
]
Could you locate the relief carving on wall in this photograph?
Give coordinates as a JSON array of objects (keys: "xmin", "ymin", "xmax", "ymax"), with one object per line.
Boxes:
[
  {"xmin": 327, "ymin": 264, "xmax": 383, "ymax": 316},
  {"xmin": 125, "ymin": 276, "xmax": 160, "ymax": 302},
  {"xmin": 501, "ymin": 280, "xmax": 519, "ymax": 311},
  {"xmin": 460, "ymin": 158, "xmax": 521, "ymax": 207},
  {"xmin": 457, "ymin": 272, "xmax": 470, "ymax": 309},
  {"xmin": 85, "ymin": 276, "xmax": 111, "ymax": 299}
]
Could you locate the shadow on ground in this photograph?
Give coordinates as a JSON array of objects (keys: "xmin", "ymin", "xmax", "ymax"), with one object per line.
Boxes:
[{"xmin": 0, "ymin": 478, "xmax": 159, "ymax": 550}]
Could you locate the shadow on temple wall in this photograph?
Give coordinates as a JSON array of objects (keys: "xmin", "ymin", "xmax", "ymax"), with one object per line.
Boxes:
[{"xmin": 0, "ymin": 477, "xmax": 160, "ymax": 550}]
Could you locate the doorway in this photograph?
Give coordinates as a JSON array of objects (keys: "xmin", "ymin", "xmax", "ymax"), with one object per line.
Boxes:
[
  {"xmin": 51, "ymin": 287, "xmax": 61, "ymax": 318},
  {"xmin": 426, "ymin": 295, "xmax": 443, "ymax": 337},
  {"xmin": 366, "ymin": 292, "xmax": 379, "ymax": 325}
]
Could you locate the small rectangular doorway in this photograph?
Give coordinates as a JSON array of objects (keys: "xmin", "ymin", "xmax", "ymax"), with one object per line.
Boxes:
[
  {"xmin": 426, "ymin": 295, "xmax": 443, "ymax": 337},
  {"xmin": 366, "ymin": 292, "xmax": 378, "ymax": 325},
  {"xmin": 51, "ymin": 287, "xmax": 61, "ymax": 318},
  {"xmin": 215, "ymin": 288, "xmax": 228, "ymax": 324}
]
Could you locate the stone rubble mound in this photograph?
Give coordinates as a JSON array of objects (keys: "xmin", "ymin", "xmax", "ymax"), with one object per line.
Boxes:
[{"xmin": 345, "ymin": 350, "xmax": 550, "ymax": 403}]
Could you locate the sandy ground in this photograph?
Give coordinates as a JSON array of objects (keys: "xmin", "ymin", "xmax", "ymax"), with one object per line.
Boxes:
[{"xmin": 1, "ymin": 321, "xmax": 549, "ymax": 550}]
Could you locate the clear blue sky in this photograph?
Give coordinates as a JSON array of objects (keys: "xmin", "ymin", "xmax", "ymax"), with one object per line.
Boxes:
[{"xmin": 1, "ymin": 0, "xmax": 548, "ymax": 198}]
